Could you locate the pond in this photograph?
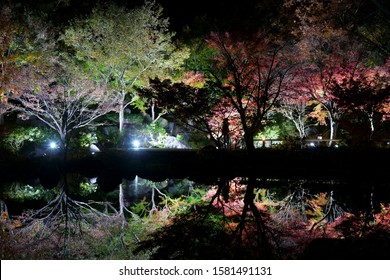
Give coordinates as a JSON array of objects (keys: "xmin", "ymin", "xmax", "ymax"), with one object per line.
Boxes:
[{"xmin": 1, "ymin": 152, "xmax": 390, "ymax": 261}]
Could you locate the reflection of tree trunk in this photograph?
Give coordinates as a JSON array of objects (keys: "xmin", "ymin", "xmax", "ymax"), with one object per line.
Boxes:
[
  {"xmin": 310, "ymin": 188, "xmax": 344, "ymax": 233},
  {"xmin": 363, "ymin": 186, "xmax": 376, "ymax": 230},
  {"xmin": 119, "ymin": 183, "xmax": 125, "ymax": 216},
  {"xmin": 0, "ymin": 199, "xmax": 10, "ymax": 225},
  {"xmin": 273, "ymin": 182, "xmax": 308, "ymax": 224},
  {"xmin": 118, "ymin": 181, "xmax": 141, "ymax": 246},
  {"xmin": 234, "ymin": 177, "xmax": 271, "ymax": 258},
  {"xmin": 20, "ymin": 175, "xmax": 114, "ymax": 257},
  {"xmin": 119, "ymin": 183, "xmax": 126, "ymax": 246}
]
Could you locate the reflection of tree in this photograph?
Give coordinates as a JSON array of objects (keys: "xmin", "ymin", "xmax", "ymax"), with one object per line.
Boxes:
[
  {"xmin": 310, "ymin": 189, "xmax": 345, "ymax": 233},
  {"xmin": 18, "ymin": 176, "xmax": 116, "ymax": 257},
  {"xmin": 231, "ymin": 177, "xmax": 273, "ymax": 258},
  {"xmin": 0, "ymin": 199, "xmax": 11, "ymax": 225},
  {"xmin": 272, "ymin": 181, "xmax": 308, "ymax": 225},
  {"xmin": 203, "ymin": 177, "xmax": 276, "ymax": 258}
]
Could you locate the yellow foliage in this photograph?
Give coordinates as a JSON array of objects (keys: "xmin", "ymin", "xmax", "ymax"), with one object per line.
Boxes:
[{"xmin": 1, "ymin": 211, "xmax": 8, "ymax": 221}]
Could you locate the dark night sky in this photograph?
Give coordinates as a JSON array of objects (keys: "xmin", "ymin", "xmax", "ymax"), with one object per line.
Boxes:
[
  {"xmin": 2, "ymin": 0, "xmax": 264, "ymax": 33},
  {"xmin": 4, "ymin": 0, "xmax": 390, "ymax": 36}
]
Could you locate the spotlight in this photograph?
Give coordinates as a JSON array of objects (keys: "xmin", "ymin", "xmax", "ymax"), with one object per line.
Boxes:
[
  {"xmin": 132, "ymin": 139, "xmax": 141, "ymax": 149},
  {"xmin": 49, "ymin": 142, "xmax": 58, "ymax": 149}
]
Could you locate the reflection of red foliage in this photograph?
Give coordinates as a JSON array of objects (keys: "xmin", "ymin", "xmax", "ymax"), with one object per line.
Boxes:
[
  {"xmin": 203, "ymin": 179, "xmax": 390, "ymax": 259},
  {"xmin": 375, "ymin": 204, "xmax": 390, "ymax": 230}
]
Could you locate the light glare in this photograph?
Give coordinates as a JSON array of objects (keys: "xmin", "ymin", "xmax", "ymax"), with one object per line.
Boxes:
[
  {"xmin": 50, "ymin": 142, "xmax": 58, "ymax": 149},
  {"xmin": 132, "ymin": 139, "xmax": 141, "ymax": 149}
]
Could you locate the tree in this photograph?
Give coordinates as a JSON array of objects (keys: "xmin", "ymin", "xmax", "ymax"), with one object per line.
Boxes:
[
  {"xmin": 0, "ymin": 5, "xmax": 52, "ymax": 126},
  {"xmin": 331, "ymin": 60, "xmax": 390, "ymax": 141},
  {"xmin": 277, "ymin": 90, "xmax": 312, "ymax": 142},
  {"xmin": 205, "ymin": 32, "xmax": 295, "ymax": 150},
  {"xmin": 61, "ymin": 1, "xmax": 189, "ymax": 133},
  {"xmin": 288, "ymin": 0, "xmax": 390, "ymax": 146},
  {"xmin": 0, "ymin": 6, "xmax": 15, "ymax": 125},
  {"xmin": 138, "ymin": 76, "xmax": 225, "ymax": 147},
  {"xmin": 11, "ymin": 64, "xmax": 119, "ymax": 159},
  {"xmin": 17, "ymin": 175, "xmax": 118, "ymax": 258}
]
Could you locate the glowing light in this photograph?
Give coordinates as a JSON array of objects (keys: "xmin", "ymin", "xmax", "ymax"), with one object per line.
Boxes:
[
  {"xmin": 90, "ymin": 143, "xmax": 100, "ymax": 154},
  {"xmin": 49, "ymin": 142, "xmax": 58, "ymax": 149},
  {"xmin": 89, "ymin": 177, "xmax": 97, "ymax": 184},
  {"xmin": 309, "ymin": 142, "xmax": 315, "ymax": 147},
  {"xmin": 132, "ymin": 139, "xmax": 141, "ymax": 149}
]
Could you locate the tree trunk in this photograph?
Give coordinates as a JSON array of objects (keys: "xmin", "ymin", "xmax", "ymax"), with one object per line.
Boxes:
[
  {"xmin": 244, "ymin": 131, "xmax": 255, "ymax": 151},
  {"xmin": 118, "ymin": 91, "xmax": 126, "ymax": 133},
  {"xmin": 119, "ymin": 104, "xmax": 124, "ymax": 133},
  {"xmin": 151, "ymin": 98, "xmax": 155, "ymax": 122},
  {"xmin": 328, "ymin": 114, "xmax": 338, "ymax": 147},
  {"xmin": 368, "ymin": 113, "xmax": 374, "ymax": 140}
]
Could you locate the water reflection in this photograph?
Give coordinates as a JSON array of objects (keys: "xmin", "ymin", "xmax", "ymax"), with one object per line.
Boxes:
[{"xmin": 1, "ymin": 173, "xmax": 390, "ymax": 259}]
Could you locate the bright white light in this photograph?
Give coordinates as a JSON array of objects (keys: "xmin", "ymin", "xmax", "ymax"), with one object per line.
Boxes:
[
  {"xmin": 132, "ymin": 139, "xmax": 141, "ymax": 149},
  {"xmin": 309, "ymin": 142, "xmax": 315, "ymax": 147},
  {"xmin": 334, "ymin": 144, "xmax": 339, "ymax": 148},
  {"xmin": 49, "ymin": 142, "xmax": 58, "ymax": 149},
  {"xmin": 90, "ymin": 143, "xmax": 100, "ymax": 153},
  {"xmin": 89, "ymin": 177, "xmax": 97, "ymax": 184}
]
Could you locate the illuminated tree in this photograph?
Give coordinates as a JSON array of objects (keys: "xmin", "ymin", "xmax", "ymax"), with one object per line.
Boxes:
[
  {"xmin": 331, "ymin": 61, "xmax": 390, "ymax": 141},
  {"xmin": 0, "ymin": 6, "xmax": 15, "ymax": 125},
  {"xmin": 277, "ymin": 88, "xmax": 313, "ymax": 142},
  {"xmin": 205, "ymin": 32, "xmax": 295, "ymax": 150},
  {"xmin": 11, "ymin": 64, "xmax": 119, "ymax": 159},
  {"xmin": 288, "ymin": 0, "xmax": 390, "ymax": 145},
  {"xmin": 138, "ymin": 77, "xmax": 224, "ymax": 147},
  {"xmin": 0, "ymin": 6, "xmax": 52, "ymax": 126},
  {"xmin": 61, "ymin": 1, "xmax": 189, "ymax": 132}
]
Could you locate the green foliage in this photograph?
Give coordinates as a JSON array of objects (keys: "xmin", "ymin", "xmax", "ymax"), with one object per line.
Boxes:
[
  {"xmin": 187, "ymin": 132, "xmax": 211, "ymax": 149},
  {"xmin": 130, "ymin": 199, "xmax": 150, "ymax": 217},
  {"xmin": 79, "ymin": 182, "xmax": 98, "ymax": 196},
  {"xmin": 61, "ymin": 1, "xmax": 190, "ymax": 130},
  {"xmin": 3, "ymin": 183, "xmax": 52, "ymax": 202},
  {"xmin": 79, "ymin": 131, "xmax": 98, "ymax": 148},
  {"xmin": 96, "ymin": 126, "xmax": 121, "ymax": 148},
  {"xmin": 1, "ymin": 126, "xmax": 52, "ymax": 154},
  {"xmin": 257, "ymin": 125, "xmax": 281, "ymax": 140},
  {"xmin": 134, "ymin": 205, "xmax": 231, "ymax": 259}
]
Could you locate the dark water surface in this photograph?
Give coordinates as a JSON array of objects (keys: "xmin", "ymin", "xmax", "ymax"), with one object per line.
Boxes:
[{"xmin": 1, "ymin": 149, "xmax": 390, "ymax": 259}]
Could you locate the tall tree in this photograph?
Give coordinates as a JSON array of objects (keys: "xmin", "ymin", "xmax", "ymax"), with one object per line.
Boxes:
[
  {"xmin": 0, "ymin": 5, "xmax": 52, "ymax": 125},
  {"xmin": 11, "ymin": 64, "xmax": 118, "ymax": 159},
  {"xmin": 205, "ymin": 32, "xmax": 295, "ymax": 150},
  {"xmin": 61, "ymin": 1, "xmax": 189, "ymax": 132},
  {"xmin": 288, "ymin": 0, "xmax": 390, "ymax": 145},
  {"xmin": 331, "ymin": 60, "xmax": 390, "ymax": 141}
]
